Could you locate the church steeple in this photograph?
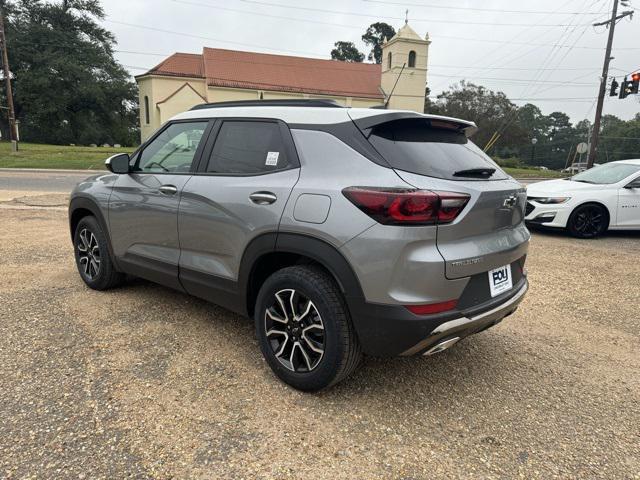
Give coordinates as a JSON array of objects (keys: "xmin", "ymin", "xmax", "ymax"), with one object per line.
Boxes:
[{"xmin": 381, "ymin": 21, "xmax": 431, "ymax": 112}]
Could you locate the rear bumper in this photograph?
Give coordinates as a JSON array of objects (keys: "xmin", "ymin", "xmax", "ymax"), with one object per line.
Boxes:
[
  {"xmin": 400, "ymin": 280, "xmax": 528, "ymax": 355},
  {"xmin": 347, "ymin": 276, "xmax": 528, "ymax": 356}
]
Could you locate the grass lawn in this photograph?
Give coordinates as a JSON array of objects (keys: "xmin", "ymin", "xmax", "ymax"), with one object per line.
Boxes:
[
  {"xmin": 0, "ymin": 141, "xmax": 569, "ymax": 178},
  {"xmin": 503, "ymin": 167, "xmax": 566, "ymax": 178},
  {"xmin": 0, "ymin": 141, "xmax": 135, "ymax": 170}
]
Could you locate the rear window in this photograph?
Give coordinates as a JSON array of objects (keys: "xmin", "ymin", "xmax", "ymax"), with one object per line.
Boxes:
[{"xmin": 367, "ymin": 118, "xmax": 508, "ymax": 181}]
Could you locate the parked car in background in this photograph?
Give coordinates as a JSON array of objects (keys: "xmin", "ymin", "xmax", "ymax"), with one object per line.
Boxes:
[
  {"xmin": 526, "ymin": 159, "xmax": 640, "ymax": 238},
  {"xmin": 68, "ymin": 100, "xmax": 530, "ymax": 391},
  {"xmin": 561, "ymin": 162, "xmax": 600, "ymax": 174}
]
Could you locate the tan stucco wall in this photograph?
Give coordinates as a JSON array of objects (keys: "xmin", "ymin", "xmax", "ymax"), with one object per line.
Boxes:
[
  {"xmin": 207, "ymin": 87, "xmax": 260, "ymax": 103},
  {"xmin": 137, "ymin": 76, "xmax": 207, "ymax": 141},
  {"xmin": 136, "ymin": 30, "xmax": 431, "ymax": 142},
  {"xmin": 157, "ymin": 86, "xmax": 208, "ymax": 127},
  {"xmin": 136, "ymin": 76, "xmax": 384, "ymax": 141}
]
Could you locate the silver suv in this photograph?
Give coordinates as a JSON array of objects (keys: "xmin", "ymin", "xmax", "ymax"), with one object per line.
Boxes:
[{"xmin": 69, "ymin": 99, "xmax": 529, "ymax": 391}]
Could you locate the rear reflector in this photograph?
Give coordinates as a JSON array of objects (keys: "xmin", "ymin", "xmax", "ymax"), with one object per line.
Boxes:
[
  {"xmin": 342, "ymin": 187, "xmax": 469, "ymax": 226},
  {"xmin": 405, "ymin": 299, "xmax": 458, "ymax": 315}
]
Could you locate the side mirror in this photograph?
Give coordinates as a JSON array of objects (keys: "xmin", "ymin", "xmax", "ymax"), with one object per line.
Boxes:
[{"xmin": 105, "ymin": 153, "xmax": 130, "ymax": 174}]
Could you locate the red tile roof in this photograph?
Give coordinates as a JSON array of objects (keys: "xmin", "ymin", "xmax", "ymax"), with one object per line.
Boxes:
[
  {"xmin": 140, "ymin": 48, "xmax": 383, "ymax": 99},
  {"xmin": 146, "ymin": 52, "xmax": 204, "ymax": 79}
]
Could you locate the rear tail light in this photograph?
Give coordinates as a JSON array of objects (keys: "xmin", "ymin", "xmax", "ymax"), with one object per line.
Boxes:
[
  {"xmin": 342, "ymin": 187, "xmax": 469, "ymax": 226},
  {"xmin": 405, "ymin": 299, "xmax": 458, "ymax": 315}
]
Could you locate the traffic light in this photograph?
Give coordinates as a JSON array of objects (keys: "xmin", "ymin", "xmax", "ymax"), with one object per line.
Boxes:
[
  {"xmin": 620, "ymin": 76, "xmax": 631, "ymax": 99},
  {"xmin": 610, "ymin": 77, "xmax": 619, "ymax": 96},
  {"xmin": 619, "ymin": 73, "xmax": 640, "ymax": 99},
  {"xmin": 631, "ymin": 72, "xmax": 640, "ymax": 95}
]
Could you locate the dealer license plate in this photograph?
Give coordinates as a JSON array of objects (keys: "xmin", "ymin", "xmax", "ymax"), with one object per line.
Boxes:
[{"xmin": 488, "ymin": 264, "xmax": 512, "ymax": 297}]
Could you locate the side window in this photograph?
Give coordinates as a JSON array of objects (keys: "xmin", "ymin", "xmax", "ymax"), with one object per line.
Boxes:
[
  {"xmin": 408, "ymin": 50, "xmax": 416, "ymax": 68},
  {"xmin": 136, "ymin": 122, "xmax": 208, "ymax": 173},
  {"xmin": 144, "ymin": 96, "xmax": 150, "ymax": 124},
  {"xmin": 206, "ymin": 121, "xmax": 290, "ymax": 174}
]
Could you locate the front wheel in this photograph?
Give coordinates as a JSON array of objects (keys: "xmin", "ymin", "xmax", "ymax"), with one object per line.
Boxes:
[
  {"xmin": 73, "ymin": 216, "xmax": 125, "ymax": 290},
  {"xmin": 567, "ymin": 203, "xmax": 608, "ymax": 239},
  {"xmin": 254, "ymin": 265, "xmax": 362, "ymax": 391}
]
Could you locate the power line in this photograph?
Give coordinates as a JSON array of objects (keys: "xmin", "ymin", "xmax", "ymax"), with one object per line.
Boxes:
[
  {"xmin": 431, "ymin": 65, "xmax": 601, "ymax": 71},
  {"xmin": 106, "ymin": 20, "xmax": 328, "ymax": 58},
  {"xmin": 482, "ymin": 2, "xmax": 604, "ymax": 150},
  {"xmin": 170, "ymin": 0, "xmax": 603, "ymax": 27},
  {"xmin": 433, "ymin": 34, "xmax": 639, "ymax": 50},
  {"xmin": 429, "ymin": 0, "xmax": 583, "ymax": 92},
  {"xmin": 429, "ymin": 73, "xmax": 595, "ymax": 86},
  {"xmin": 588, "ymin": 0, "xmax": 634, "ymax": 168},
  {"xmin": 361, "ymin": 0, "xmax": 609, "ymax": 15}
]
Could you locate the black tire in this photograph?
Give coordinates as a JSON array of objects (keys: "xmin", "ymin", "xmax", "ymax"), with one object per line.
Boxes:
[
  {"xmin": 567, "ymin": 203, "xmax": 609, "ymax": 239},
  {"xmin": 254, "ymin": 265, "xmax": 362, "ymax": 391},
  {"xmin": 73, "ymin": 216, "xmax": 125, "ymax": 290}
]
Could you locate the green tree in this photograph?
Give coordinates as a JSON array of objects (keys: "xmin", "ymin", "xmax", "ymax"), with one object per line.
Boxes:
[
  {"xmin": 599, "ymin": 113, "xmax": 640, "ymax": 163},
  {"xmin": 362, "ymin": 22, "xmax": 396, "ymax": 64},
  {"xmin": 2, "ymin": 0, "xmax": 138, "ymax": 146},
  {"xmin": 330, "ymin": 41, "xmax": 364, "ymax": 63},
  {"xmin": 517, "ymin": 103, "xmax": 549, "ymax": 140},
  {"xmin": 427, "ymin": 81, "xmax": 527, "ymax": 154}
]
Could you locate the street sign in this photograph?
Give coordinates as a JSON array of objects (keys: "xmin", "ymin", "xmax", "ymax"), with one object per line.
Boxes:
[{"xmin": 576, "ymin": 142, "xmax": 588, "ymax": 154}]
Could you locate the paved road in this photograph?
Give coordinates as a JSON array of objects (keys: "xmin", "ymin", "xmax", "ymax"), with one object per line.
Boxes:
[
  {"xmin": 0, "ymin": 168, "xmax": 544, "ymax": 193},
  {"xmin": 0, "ymin": 196, "xmax": 638, "ymax": 478},
  {"xmin": 0, "ymin": 169, "xmax": 96, "ymax": 192}
]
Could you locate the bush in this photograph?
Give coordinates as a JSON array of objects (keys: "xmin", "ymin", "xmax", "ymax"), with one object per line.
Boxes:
[{"xmin": 494, "ymin": 157, "xmax": 523, "ymax": 168}]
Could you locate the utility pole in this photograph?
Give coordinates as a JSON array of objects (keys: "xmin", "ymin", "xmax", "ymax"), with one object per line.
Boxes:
[
  {"xmin": 0, "ymin": 2, "xmax": 17, "ymax": 152},
  {"xmin": 587, "ymin": 0, "xmax": 633, "ymax": 168}
]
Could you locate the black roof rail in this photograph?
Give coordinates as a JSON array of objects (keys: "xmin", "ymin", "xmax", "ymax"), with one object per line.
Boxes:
[{"xmin": 189, "ymin": 99, "xmax": 344, "ymax": 111}]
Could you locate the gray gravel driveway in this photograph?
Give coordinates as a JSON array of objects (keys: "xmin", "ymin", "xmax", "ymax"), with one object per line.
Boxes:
[{"xmin": 0, "ymin": 194, "xmax": 638, "ymax": 479}]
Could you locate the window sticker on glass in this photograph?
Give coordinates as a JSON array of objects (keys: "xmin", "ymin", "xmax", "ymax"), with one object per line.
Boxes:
[{"xmin": 265, "ymin": 151, "xmax": 279, "ymax": 166}]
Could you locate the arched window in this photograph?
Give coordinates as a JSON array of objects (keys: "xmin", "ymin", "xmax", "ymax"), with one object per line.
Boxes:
[
  {"xmin": 144, "ymin": 96, "xmax": 150, "ymax": 125},
  {"xmin": 387, "ymin": 52, "xmax": 392, "ymax": 69},
  {"xmin": 408, "ymin": 50, "xmax": 416, "ymax": 68}
]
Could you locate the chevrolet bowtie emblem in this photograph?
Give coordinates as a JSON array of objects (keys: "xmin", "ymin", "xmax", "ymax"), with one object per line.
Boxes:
[{"xmin": 503, "ymin": 195, "xmax": 518, "ymax": 208}]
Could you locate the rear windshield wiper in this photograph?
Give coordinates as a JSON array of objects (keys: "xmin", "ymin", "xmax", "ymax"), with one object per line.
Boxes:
[
  {"xmin": 573, "ymin": 179, "xmax": 594, "ymax": 183},
  {"xmin": 453, "ymin": 168, "xmax": 496, "ymax": 178}
]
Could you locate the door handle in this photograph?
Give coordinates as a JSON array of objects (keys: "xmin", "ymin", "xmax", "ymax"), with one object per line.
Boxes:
[
  {"xmin": 159, "ymin": 185, "xmax": 178, "ymax": 195},
  {"xmin": 249, "ymin": 191, "xmax": 277, "ymax": 205}
]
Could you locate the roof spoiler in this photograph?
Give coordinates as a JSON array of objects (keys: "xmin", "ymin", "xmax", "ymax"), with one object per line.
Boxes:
[{"xmin": 351, "ymin": 112, "xmax": 478, "ymax": 138}]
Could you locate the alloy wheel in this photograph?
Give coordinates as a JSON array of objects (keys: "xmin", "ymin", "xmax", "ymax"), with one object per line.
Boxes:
[
  {"xmin": 77, "ymin": 228, "xmax": 101, "ymax": 280},
  {"xmin": 573, "ymin": 206, "xmax": 604, "ymax": 237},
  {"xmin": 264, "ymin": 288, "xmax": 325, "ymax": 373}
]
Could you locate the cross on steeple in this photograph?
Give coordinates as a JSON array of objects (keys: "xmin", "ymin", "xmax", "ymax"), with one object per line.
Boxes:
[{"xmin": 405, "ymin": 9, "xmax": 409, "ymax": 24}]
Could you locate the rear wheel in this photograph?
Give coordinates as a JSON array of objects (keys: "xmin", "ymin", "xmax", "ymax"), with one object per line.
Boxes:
[
  {"xmin": 567, "ymin": 203, "xmax": 608, "ymax": 239},
  {"xmin": 254, "ymin": 265, "xmax": 362, "ymax": 391},
  {"xmin": 73, "ymin": 216, "xmax": 125, "ymax": 290}
]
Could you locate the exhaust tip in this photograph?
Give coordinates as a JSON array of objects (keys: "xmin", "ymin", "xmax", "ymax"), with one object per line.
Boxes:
[{"xmin": 423, "ymin": 337, "xmax": 461, "ymax": 356}]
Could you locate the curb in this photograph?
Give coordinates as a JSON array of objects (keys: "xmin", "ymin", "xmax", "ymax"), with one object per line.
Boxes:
[{"xmin": 0, "ymin": 168, "xmax": 102, "ymax": 174}]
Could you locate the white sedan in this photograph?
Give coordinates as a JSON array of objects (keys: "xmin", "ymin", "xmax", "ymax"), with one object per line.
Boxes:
[{"xmin": 525, "ymin": 159, "xmax": 640, "ymax": 238}]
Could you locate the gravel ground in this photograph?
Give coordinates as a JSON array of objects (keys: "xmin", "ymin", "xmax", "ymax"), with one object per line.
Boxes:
[{"xmin": 1, "ymin": 195, "xmax": 639, "ymax": 479}]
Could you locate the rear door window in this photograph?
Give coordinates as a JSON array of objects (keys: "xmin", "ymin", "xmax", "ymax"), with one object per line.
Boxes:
[
  {"xmin": 367, "ymin": 118, "xmax": 508, "ymax": 181},
  {"xmin": 206, "ymin": 121, "xmax": 291, "ymax": 174}
]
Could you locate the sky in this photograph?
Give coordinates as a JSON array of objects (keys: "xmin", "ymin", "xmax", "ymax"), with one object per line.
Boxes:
[{"xmin": 102, "ymin": 0, "xmax": 640, "ymax": 124}]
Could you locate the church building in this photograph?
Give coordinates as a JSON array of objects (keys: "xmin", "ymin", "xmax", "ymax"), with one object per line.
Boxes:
[{"xmin": 135, "ymin": 22, "xmax": 430, "ymax": 141}]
